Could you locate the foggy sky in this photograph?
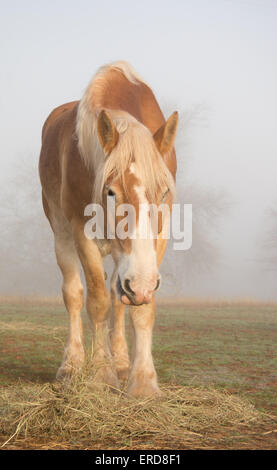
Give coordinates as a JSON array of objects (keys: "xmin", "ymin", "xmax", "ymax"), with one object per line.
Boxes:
[{"xmin": 1, "ymin": 0, "xmax": 277, "ymax": 300}]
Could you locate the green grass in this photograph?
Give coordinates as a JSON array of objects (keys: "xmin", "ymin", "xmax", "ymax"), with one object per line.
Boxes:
[
  {"xmin": 154, "ymin": 303, "xmax": 277, "ymax": 413},
  {"xmin": 0, "ymin": 300, "xmax": 276, "ymax": 413}
]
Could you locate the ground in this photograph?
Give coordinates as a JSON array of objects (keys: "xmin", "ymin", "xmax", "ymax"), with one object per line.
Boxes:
[{"xmin": 0, "ymin": 298, "xmax": 276, "ymax": 449}]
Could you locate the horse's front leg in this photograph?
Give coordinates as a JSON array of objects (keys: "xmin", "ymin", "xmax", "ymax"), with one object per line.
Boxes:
[
  {"xmin": 109, "ymin": 268, "xmax": 130, "ymax": 381},
  {"xmin": 127, "ymin": 300, "xmax": 161, "ymax": 397},
  {"xmin": 54, "ymin": 232, "xmax": 85, "ymax": 381},
  {"xmin": 72, "ymin": 220, "xmax": 119, "ymax": 389}
]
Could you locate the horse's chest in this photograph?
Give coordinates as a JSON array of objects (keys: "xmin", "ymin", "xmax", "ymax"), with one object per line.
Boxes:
[{"xmin": 94, "ymin": 238, "xmax": 111, "ymax": 257}]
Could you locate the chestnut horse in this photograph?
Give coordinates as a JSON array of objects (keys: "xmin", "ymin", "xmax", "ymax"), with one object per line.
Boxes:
[{"xmin": 39, "ymin": 61, "xmax": 178, "ymax": 397}]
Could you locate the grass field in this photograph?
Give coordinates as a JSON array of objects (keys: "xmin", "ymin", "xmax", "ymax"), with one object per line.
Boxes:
[{"xmin": 0, "ymin": 298, "xmax": 276, "ymax": 449}]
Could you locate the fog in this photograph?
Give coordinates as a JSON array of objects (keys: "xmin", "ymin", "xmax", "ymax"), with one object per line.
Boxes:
[{"xmin": 0, "ymin": 0, "xmax": 276, "ymax": 300}]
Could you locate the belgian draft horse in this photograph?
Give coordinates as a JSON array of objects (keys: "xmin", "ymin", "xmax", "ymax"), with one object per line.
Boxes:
[{"xmin": 39, "ymin": 61, "xmax": 178, "ymax": 397}]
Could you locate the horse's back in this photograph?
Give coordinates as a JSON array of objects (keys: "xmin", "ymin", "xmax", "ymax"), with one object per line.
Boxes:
[
  {"xmin": 87, "ymin": 67, "xmax": 165, "ymax": 134},
  {"xmin": 41, "ymin": 101, "xmax": 79, "ymax": 141},
  {"xmin": 39, "ymin": 101, "xmax": 80, "ymax": 214}
]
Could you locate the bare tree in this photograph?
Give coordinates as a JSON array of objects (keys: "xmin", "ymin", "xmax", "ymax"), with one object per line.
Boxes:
[
  {"xmin": 159, "ymin": 103, "xmax": 231, "ymax": 295},
  {"xmin": 0, "ymin": 158, "xmax": 59, "ymax": 295},
  {"xmin": 160, "ymin": 183, "xmax": 230, "ymax": 295},
  {"xmin": 260, "ymin": 205, "xmax": 277, "ymax": 270}
]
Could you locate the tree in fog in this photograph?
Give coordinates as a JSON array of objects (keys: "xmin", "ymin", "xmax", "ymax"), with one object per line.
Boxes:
[
  {"xmin": 159, "ymin": 102, "xmax": 231, "ymax": 295},
  {"xmin": 260, "ymin": 204, "xmax": 277, "ymax": 270},
  {"xmin": 0, "ymin": 159, "xmax": 59, "ymax": 295},
  {"xmin": 161, "ymin": 183, "xmax": 230, "ymax": 295}
]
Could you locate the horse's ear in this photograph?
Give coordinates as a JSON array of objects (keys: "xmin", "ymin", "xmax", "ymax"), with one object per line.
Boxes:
[
  {"xmin": 153, "ymin": 111, "xmax": 178, "ymax": 156},
  {"xmin": 97, "ymin": 110, "xmax": 119, "ymax": 155}
]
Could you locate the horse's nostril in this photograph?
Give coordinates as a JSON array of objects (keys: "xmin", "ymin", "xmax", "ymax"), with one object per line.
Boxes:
[
  {"xmin": 155, "ymin": 279, "xmax": 161, "ymax": 291},
  {"xmin": 124, "ymin": 279, "xmax": 135, "ymax": 295}
]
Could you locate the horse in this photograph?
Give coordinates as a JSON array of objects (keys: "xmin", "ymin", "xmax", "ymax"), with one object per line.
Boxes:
[{"xmin": 39, "ymin": 61, "xmax": 178, "ymax": 397}]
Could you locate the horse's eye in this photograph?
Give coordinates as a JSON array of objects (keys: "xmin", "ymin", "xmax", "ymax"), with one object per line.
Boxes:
[
  {"xmin": 107, "ymin": 189, "xmax": 115, "ymax": 197},
  {"xmin": 162, "ymin": 188, "xmax": 169, "ymax": 201}
]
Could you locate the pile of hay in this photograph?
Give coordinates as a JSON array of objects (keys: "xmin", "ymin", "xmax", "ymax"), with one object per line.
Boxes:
[{"xmin": 0, "ymin": 368, "xmax": 272, "ymax": 449}]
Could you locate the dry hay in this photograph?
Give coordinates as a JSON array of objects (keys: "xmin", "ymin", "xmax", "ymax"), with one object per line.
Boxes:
[{"xmin": 0, "ymin": 363, "xmax": 274, "ymax": 450}]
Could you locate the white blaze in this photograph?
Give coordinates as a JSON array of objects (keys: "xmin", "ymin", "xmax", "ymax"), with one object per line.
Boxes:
[{"xmin": 117, "ymin": 165, "xmax": 158, "ymax": 295}]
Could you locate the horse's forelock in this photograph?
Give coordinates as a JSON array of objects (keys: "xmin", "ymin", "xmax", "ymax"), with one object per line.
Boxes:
[{"xmin": 93, "ymin": 118, "xmax": 175, "ymax": 204}]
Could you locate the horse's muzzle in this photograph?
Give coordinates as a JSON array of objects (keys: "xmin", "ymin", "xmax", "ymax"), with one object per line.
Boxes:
[{"xmin": 116, "ymin": 276, "xmax": 160, "ymax": 306}]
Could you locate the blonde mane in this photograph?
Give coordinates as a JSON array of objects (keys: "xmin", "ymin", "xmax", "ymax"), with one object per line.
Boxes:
[{"xmin": 76, "ymin": 61, "xmax": 175, "ymax": 202}]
